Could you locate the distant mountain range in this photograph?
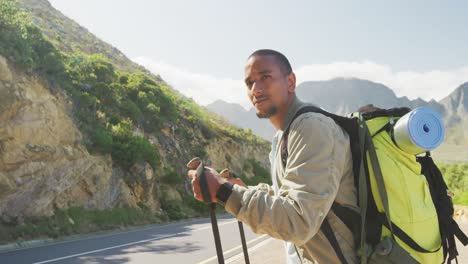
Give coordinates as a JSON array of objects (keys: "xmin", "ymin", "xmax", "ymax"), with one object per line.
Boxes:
[
  {"xmin": 207, "ymin": 78, "xmax": 468, "ymax": 149},
  {"xmin": 296, "ymin": 78, "xmax": 447, "ymax": 116},
  {"xmin": 206, "ymin": 100, "xmax": 275, "ymax": 140}
]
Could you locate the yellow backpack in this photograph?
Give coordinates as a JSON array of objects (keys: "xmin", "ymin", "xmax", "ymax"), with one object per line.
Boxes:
[{"xmin": 280, "ymin": 106, "xmax": 468, "ymax": 264}]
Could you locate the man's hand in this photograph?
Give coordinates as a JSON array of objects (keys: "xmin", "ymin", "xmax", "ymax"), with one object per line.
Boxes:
[
  {"xmin": 220, "ymin": 168, "xmax": 247, "ymax": 187},
  {"xmin": 188, "ymin": 166, "xmax": 226, "ymax": 203},
  {"xmin": 186, "ymin": 158, "xmax": 247, "ymax": 203}
]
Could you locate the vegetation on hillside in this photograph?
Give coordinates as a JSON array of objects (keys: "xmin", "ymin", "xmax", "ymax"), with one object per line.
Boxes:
[
  {"xmin": 439, "ymin": 162, "xmax": 468, "ymax": 206},
  {"xmin": 0, "ymin": 0, "xmax": 65, "ymax": 82},
  {"xmin": 240, "ymin": 159, "xmax": 272, "ymax": 186}
]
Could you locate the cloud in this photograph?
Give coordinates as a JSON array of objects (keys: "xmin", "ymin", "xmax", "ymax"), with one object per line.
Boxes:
[
  {"xmin": 134, "ymin": 57, "xmax": 468, "ymax": 109},
  {"xmin": 133, "ymin": 57, "xmax": 251, "ymax": 109},
  {"xmin": 295, "ymin": 61, "xmax": 468, "ymax": 101}
]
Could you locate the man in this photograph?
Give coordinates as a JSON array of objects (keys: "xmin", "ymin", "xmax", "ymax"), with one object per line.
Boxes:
[{"xmin": 188, "ymin": 49, "xmax": 357, "ymax": 263}]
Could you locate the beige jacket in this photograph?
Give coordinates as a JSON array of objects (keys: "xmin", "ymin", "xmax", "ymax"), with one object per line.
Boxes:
[{"xmin": 225, "ymin": 96, "xmax": 358, "ymax": 263}]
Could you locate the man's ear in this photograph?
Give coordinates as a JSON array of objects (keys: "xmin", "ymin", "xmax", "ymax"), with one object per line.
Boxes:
[{"xmin": 287, "ymin": 72, "xmax": 296, "ymax": 94}]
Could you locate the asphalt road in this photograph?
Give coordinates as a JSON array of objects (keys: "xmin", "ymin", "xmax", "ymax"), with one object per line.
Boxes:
[
  {"xmin": 0, "ymin": 215, "xmax": 267, "ymax": 264},
  {"xmin": 1, "ymin": 218, "xmax": 467, "ymax": 264}
]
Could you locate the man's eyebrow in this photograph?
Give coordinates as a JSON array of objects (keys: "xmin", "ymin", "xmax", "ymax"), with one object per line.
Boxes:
[{"xmin": 244, "ymin": 70, "xmax": 273, "ymax": 83}]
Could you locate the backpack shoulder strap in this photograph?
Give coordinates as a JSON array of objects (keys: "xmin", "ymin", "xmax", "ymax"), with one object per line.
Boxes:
[
  {"xmin": 321, "ymin": 216, "xmax": 349, "ymax": 264},
  {"xmin": 279, "ymin": 105, "xmax": 358, "ymax": 167},
  {"xmin": 279, "ymin": 105, "xmax": 324, "ymax": 168}
]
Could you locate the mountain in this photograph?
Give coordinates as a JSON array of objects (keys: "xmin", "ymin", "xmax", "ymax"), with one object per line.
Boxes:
[
  {"xmin": 297, "ymin": 78, "xmax": 400, "ymax": 114},
  {"xmin": 439, "ymin": 82, "xmax": 468, "ymax": 146},
  {"xmin": 296, "ymin": 78, "xmax": 446, "ymax": 116},
  {"xmin": 207, "ymin": 78, "xmax": 468, "ymax": 162},
  {"xmin": 206, "ymin": 100, "xmax": 275, "ymax": 140},
  {"xmin": 440, "ymin": 82, "xmax": 468, "ymax": 116},
  {"xmin": 0, "ymin": 0, "xmax": 270, "ymax": 243}
]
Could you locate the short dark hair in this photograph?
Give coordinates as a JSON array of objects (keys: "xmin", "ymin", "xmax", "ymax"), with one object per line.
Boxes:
[{"xmin": 247, "ymin": 49, "xmax": 292, "ymax": 75}]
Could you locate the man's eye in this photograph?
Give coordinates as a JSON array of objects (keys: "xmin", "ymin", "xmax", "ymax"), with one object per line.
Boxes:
[
  {"xmin": 246, "ymin": 81, "xmax": 254, "ymax": 88},
  {"xmin": 261, "ymin": 75, "xmax": 271, "ymax": 81}
]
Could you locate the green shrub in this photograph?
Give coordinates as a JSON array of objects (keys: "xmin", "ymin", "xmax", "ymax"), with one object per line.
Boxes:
[
  {"xmin": 119, "ymin": 98, "xmax": 142, "ymax": 123},
  {"xmin": 453, "ymin": 192, "xmax": 468, "ymax": 206},
  {"xmin": 90, "ymin": 125, "xmax": 113, "ymax": 152},
  {"xmin": 111, "ymin": 119, "xmax": 133, "ymax": 141},
  {"xmin": 161, "ymin": 168, "xmax": 182, "ymax": 185},
  {"xmin": 182, "ymin": 194, "xmax": 210, "ymax": 215},
  {"xmin": 111, "ymin": 135, "xmax": 160, "ymax": 169},
  {"xmin": 160, "ymin": 202, "xmax": 186, "ymax": 220},
  {"xmin": 439, "ymin": 162, "xmax": 468, "ymax": 205}
]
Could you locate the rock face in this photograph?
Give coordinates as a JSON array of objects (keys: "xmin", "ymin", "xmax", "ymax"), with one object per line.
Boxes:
[{"xmin": 0, "ymin": 56, "xmax": 160, "ymax": 220}]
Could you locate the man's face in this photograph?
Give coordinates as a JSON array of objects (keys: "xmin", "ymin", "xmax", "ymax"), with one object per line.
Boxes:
[{"xmin": 244, "ymin": 55, "xmax": 292, "ymax": 118}]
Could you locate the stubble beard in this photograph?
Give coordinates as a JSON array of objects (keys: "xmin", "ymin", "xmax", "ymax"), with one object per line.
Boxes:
[{"xmin": 256, "ymin": 105, "xmax": 278, "ymax": 119}]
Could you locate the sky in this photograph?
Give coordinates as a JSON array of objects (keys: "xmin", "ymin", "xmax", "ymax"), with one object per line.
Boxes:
[{"xmin": 48, "ymin": 0, "xmax": 468, "ymax": 109}]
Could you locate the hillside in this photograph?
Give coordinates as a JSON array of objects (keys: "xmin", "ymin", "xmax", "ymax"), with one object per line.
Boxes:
[{"xmin": 0, "ymin": 0, "xmax": 270, "ymax": 243}]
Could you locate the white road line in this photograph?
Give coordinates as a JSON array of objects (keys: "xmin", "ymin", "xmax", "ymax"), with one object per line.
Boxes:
[
  {"xmin": 197, "ymin": 235, "xmax": 268, "ymax": 264},
  {"xmin": 225, "ymin": 237, "xmax": 273, "ymax": 263},
  {"xmin": 1, "ymin": 216, "xmax": 234, "ymax": 254},
  {"xmin": 32, "ymin": 219, "xmax": 238, "ymax": 264}
]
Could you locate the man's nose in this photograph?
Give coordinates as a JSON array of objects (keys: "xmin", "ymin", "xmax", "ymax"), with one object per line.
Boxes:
[{"xmin": 251, "ymin": 81, "xmax": 265, "ymax": 94}]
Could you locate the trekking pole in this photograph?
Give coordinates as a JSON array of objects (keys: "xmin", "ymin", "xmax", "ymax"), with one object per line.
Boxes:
[
  {"xmin": 237, "ymin": 221, "xmax": 250, "ymax": 264},
  {"xmin": 220, "ymin": 169, "xmax": 250, "ymax": 264},
  {"xmin": 187, "ymin": 158, "xmax": 225, "ymax": 264}
]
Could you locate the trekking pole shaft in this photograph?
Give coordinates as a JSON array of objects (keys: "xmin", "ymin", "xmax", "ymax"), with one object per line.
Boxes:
[
  {"xmin": 238, "ymin": 221, "xmax": 250, "ymax": 264},
  {"xmin": 210, "ymin": 203, "xmax": 224, "ymax": 264}
]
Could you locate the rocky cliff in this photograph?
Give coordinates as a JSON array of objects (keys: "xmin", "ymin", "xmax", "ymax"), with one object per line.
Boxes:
[{"xmin": 0, "ymin": 55, "xmax": 152, "ymax": 220}]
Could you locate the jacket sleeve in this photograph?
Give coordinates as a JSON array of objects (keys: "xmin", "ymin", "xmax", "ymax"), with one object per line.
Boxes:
[{"xmin": 224, "ymin": 113, "xmax": 350, "ymax": 246}]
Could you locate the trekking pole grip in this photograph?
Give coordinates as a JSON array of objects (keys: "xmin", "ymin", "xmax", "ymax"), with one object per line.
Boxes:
[{"xmin": 187, "ymin": 157, "xmax": 212, "ymax": 204}]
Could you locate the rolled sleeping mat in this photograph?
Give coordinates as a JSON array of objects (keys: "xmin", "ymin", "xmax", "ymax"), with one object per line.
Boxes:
[{"xmin": 392, "ymin": 107, "xmax": 445, "ymax": 155}]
